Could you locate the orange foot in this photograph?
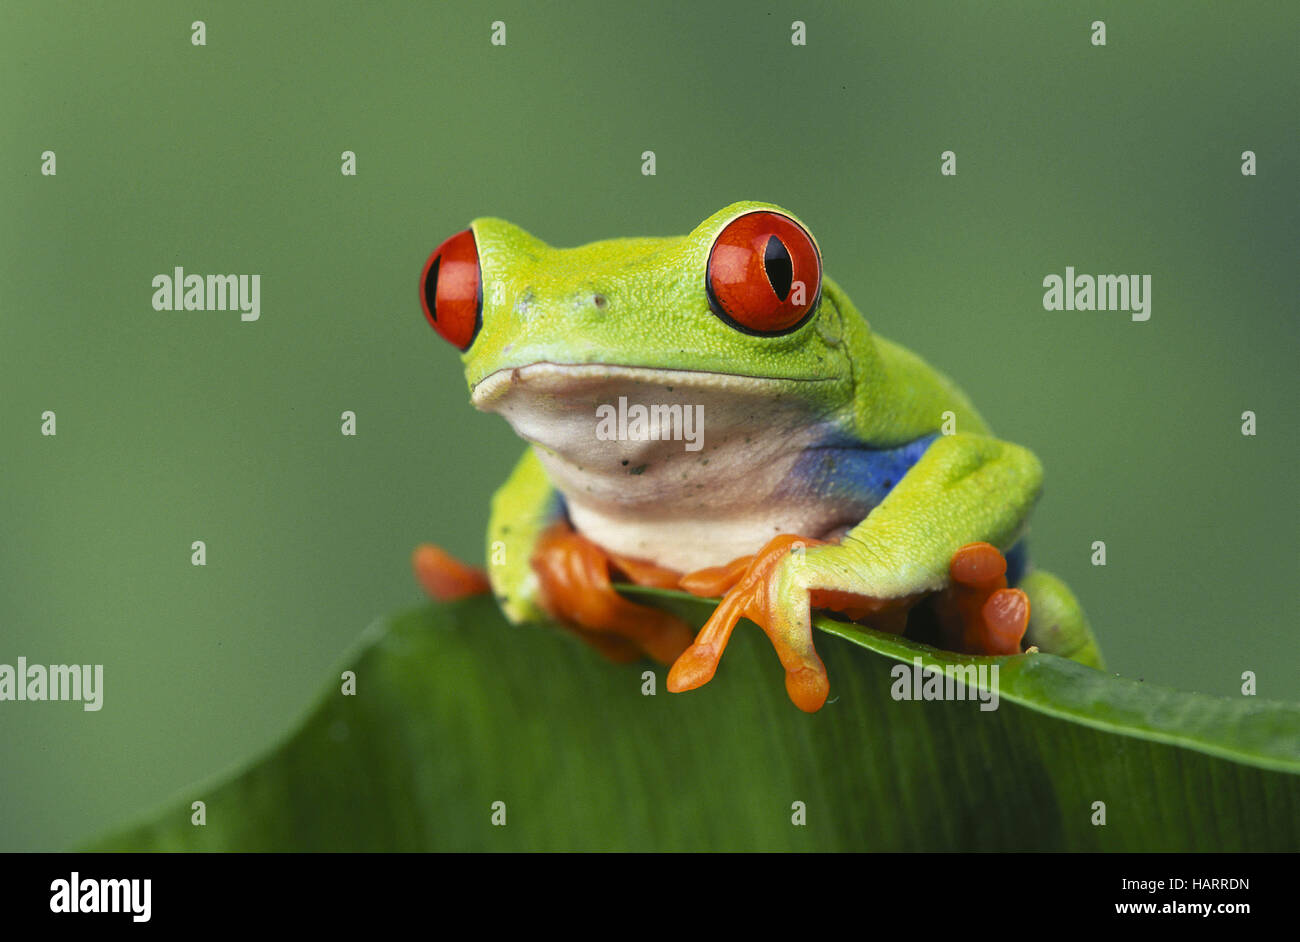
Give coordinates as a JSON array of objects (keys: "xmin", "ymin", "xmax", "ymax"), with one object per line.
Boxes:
[
  {"xmin": 934, "ymin": 542, "xmax": 1030, "ymax": 655},
  {"xmin": 530, "ymin": 521, "xmax": 696, "ymax": 665},
  {"xmin": 670, "ymin": 535, "xmax": 851, "ymax": 713},
  {"xmin": 412, "ymin": 544, "xmax": 491, "ymax": 600},
  {"xmin": 665, "ymin": 537, "xmax": 1025, "ymax": 710}
]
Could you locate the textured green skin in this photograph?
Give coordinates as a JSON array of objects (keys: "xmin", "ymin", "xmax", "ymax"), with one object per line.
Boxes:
[{"xmin": 459, "ymin": 201, "xmax": 1100, "ymax": 668}]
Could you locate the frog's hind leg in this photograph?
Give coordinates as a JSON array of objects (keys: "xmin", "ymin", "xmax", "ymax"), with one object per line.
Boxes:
[{"xmin": 1018, "ymin": 569, "xmax": 1104, "ymax": 669}]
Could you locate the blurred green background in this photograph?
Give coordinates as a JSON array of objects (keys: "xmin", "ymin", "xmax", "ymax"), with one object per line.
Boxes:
[{"xmin": 1, "ymin": 1, "xmax": 1295, "ymax": 851}]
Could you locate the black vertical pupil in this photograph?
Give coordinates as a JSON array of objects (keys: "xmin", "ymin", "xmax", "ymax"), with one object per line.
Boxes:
[
  {"xmin": 424, "ymin": 255, "xmax": 441, "ymax": 320},
  {"xmin": 763, "ymin": 236, "xmax": 793, "ymax": 301}
]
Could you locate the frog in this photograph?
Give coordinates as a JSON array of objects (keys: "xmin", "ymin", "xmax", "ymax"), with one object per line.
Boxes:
[{"xmin": 413, "ymin": 201, "xmax": 1102, "ymax": 713}]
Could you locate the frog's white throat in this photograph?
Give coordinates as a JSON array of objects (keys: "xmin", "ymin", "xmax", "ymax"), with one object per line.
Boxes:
[{"xmin": 471, "ymin": 363, "xmax": 868, "ymax": 572}]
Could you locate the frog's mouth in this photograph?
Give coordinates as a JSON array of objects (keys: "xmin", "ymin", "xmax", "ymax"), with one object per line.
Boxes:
[
  {"xmin": 470, "ymin": 361, "xmax": 842, "ymax": 480},
  {"xmin": 470, "ymin": 362, "xmax": 827, "ymax": 411}
]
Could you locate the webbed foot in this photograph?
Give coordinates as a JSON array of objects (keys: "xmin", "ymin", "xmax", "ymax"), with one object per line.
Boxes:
[{"xmin": 671, "ymin": 535, "xmax": 838, "ymax": 712}]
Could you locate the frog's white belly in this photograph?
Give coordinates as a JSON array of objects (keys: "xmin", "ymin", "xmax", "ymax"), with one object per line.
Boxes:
[
  {"xmin": 473, "ymin": 363, "xmax": 870, "ymax": 572},
  {"xmin": 560, "ymin": 495, "xmax": 857, "ymax": 573}
]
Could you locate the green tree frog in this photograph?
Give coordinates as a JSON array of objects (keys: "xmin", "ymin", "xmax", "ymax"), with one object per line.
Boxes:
[{"xmin": 414, "ymin": 201, "xmax": 1102, "ymax": 712}]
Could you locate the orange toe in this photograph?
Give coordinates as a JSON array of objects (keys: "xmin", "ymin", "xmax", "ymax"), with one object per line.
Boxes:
[
  {"xmin": 980, "ymin": 587, "xmax": 1030, "ymax": 655},
  {"xmin": 785, "ymin": 664, "xmax": 830, "ymax": 713},
  {"xmin": 665, "ymin": 642, "xmax": 722, "ymax": 692},
  {"xmin": 949, "ymin": 541, "xmax": 1007, "ymax": 589},
  {"xmin": 412, "ymin": 544, "xmax": 491, "ymax": 600},
  {"xmin": 936, "ymin": 542, "xmax": 1029, "ymax": 655}
]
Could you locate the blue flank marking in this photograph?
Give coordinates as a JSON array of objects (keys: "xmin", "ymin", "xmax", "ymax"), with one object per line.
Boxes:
[
  {"xmin": 778, "ymin": 432, "xmax": 938, "ymax": 506},
  {"xmin": 1004, "ymin": 539, "xmax": 1027, "ymax": 587},
  {"xmin": 778, "ymin": 431, "xmax": 1030, "ymax": 585},
  {"xmin": 547, "ymin": 434, "xmax": 1030, "ymax": 585}
]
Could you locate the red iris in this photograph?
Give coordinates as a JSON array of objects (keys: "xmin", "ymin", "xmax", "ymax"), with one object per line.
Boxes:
[
  {"xmin": 420, "ymin": 229, "xmax": 481, "ymax": 350},
  {"xmin": 706, "ymin": 211, "xmax": 821, "ymax": 334}
]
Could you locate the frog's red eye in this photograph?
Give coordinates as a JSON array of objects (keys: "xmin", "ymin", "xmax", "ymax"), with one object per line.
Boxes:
[
  {"xmin": 706, "ymin": 211, "xmax": 821, "ymax": 335},
  {"xmin": 421, "ymin": 229, "xmax": 482, "ymax": 350}
]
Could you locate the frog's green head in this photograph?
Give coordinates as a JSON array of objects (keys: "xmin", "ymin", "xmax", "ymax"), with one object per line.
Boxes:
[{"xmin": 419, "ymin": 201, "xmax": 860, "ymax": 418}]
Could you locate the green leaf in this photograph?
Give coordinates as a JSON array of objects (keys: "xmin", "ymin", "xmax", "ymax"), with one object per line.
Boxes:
[{"xmin": 88, "ymin": 591, "xmax": 1300, "ymax": 851}]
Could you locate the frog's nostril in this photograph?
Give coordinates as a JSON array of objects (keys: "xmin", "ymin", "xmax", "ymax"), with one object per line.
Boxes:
[{"xmin": 593, "ymin": 294, "xmax": 608, "ymax": 310}]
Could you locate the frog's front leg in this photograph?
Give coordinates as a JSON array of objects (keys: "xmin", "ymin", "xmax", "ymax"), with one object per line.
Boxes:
[{"xmin": 669, "ymin": 433, "xmax": 1043, "ymax": 712}]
